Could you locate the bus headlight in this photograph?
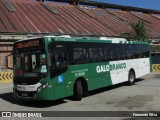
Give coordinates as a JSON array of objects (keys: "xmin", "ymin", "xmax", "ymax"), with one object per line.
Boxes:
[{"xmin": 37, "ymin": 82, "xmax": 48, "ymax": 93}]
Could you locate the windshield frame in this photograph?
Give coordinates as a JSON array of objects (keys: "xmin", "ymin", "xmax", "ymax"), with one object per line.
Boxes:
[{"xmin": 13, "ymin": 38, "xmax": 48, "ymax": 77}]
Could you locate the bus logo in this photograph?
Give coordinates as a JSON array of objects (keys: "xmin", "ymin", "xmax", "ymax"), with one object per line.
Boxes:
[
  {"xmin": 2, "ymin": 112, "xmax": 11, "ymax": 117},
  {"xmin": 96, "ymin": 63, "xmax": 126, "ymax": 73},
  {"xmin": 58, "ymin": 76, "xmax": 63, "ymax": 83}
]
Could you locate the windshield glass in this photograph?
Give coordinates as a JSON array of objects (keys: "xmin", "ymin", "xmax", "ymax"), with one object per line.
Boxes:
[{"xmin": 14, "ymin": 50, "xmax": 47, "ymax": 77}]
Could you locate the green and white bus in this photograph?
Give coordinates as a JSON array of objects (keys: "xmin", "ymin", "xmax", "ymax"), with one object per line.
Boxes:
[{"xmin": 12, "ymin": 36, "xmax": 151, "ymax": 100}]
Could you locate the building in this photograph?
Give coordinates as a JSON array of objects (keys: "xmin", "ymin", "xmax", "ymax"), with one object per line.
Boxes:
[{"xmin": 1, "ymin": 0, "xmax": 160, "ymax": 71}]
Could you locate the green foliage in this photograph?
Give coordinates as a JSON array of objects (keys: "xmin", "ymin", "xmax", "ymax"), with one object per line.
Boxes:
[
  {"xmin": 131, "ymin": 20, "xmax": 148, "ymax": 41},
  {"xmin": 119, "ymin": 32, "xmax": 134, "ymax": 41},
  {"xmin": 119, "ymin": 20, "xmax": 148, "ymax": 41}
]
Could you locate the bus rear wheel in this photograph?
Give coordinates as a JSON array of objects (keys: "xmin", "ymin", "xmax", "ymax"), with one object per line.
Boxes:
[
  {"xmin": 128, "ymin": 71, "xmax": 135, "ymax": 86},
  {"xmin": 74, "ymin": 81, "xmax": 83, "ymax": 101}
]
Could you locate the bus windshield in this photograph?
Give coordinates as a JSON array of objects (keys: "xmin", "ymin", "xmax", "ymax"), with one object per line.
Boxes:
[{"xmin": 14, "ymin": 50, "xmax": 47, "ymax": 77}]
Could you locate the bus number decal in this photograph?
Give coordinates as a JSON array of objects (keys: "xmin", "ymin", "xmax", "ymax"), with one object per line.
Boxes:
[
  {"xmin": 71, "ymin": 69, "xmax": 88, "ymax": 77},
  {"xmin": 75, "ymin": 72, "xmax": 85, "ymax": 77}
]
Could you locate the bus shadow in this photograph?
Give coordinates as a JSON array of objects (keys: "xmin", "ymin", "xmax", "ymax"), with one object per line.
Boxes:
[
  {"xmin": 69, "ymin": 78, "xmax": 144, "ymax": 100},
  {"xmin": 0, "ymin": 78, "xmax": 144, "ymax": 107},
  {"xmin": 96, "ymin": 78, "xmax": 143, "ymax": 94},
  {"xmin": 0, "ymin": 92, "xmax": 66, "ymax": 108},
  {"xmin": 91, "ymin": 78, "xmax": 144, "ymax": 96},
  {"xmin": 124, "ymin": 78, "xmax": 144, "ymax": 86}
]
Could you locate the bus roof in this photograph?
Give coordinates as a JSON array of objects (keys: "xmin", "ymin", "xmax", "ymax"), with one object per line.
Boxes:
[
  {"xmin": 15, "ymin": 36, "xmax": 149, "ymax": 45},
  {"xmin": 46, "ymin": 36, "xmax": 149, "ymax": 44}
]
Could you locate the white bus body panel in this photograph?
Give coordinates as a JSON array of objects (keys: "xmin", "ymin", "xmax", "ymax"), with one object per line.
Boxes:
[{"xmin": 110, "ymin": 58, "xmax": 150, "ymax": 85}]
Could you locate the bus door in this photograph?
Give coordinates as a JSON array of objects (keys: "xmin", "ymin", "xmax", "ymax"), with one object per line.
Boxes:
[
  {"xmin": 49, "ymin": 44, "xmax": 68, "ymax": 99},
  {"xmin": 49, "ymin": 44, "xmax": 68, "ymax": 77}
]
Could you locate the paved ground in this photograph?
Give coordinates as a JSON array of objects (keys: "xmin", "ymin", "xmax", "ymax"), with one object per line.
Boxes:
[{"xmin": 0, "ymin": 73, "xmax": 160, "ymax": 120}]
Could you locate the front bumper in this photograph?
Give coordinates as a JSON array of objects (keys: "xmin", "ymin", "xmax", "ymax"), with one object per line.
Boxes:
[{"xmin": 13, "ymin": 82, "xmax": 53, "ymax": 100}]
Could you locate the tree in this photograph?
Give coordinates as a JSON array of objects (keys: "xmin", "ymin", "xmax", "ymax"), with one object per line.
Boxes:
[{"xmin": 119, "ymin": 20, "xmax": 148, "ymax": 41}]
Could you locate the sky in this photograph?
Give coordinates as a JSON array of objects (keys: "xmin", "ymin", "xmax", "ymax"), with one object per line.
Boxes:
[{"xmin": 92, "ymin": 0, "xmax": 160, "ymax": 10}]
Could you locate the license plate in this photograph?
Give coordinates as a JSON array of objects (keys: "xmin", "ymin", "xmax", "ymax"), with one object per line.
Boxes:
[{"xmin": 21, "ymin": 93, "xmax": 28, "ymax": 97}]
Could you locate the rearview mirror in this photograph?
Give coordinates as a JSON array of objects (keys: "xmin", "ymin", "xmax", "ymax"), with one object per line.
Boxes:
[{"xmin": 6, "ymin": 53, "xmax": 13, "ymax": 69}]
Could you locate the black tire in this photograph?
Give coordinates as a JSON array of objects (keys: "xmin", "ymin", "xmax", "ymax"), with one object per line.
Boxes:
[
  {"xmin": 74, "ymin": 81, "xmax": 83, "ymax": 101},
  {"xmin": 128, "ymin": 71, "xmax": 135, "ymax": 86}
]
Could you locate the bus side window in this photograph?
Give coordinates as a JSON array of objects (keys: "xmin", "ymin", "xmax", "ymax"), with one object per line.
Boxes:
[
  {"xmin": 89, "ymin": 46, "xmax": 104, "ymax": 63},
  {"xmin": 50, "ymin": 51, "xmax": 57, "ymax": 67},
  {"xmin": 108, "ymin": 44, "xmax": 117, "ymax": 61},
  {"xmin": 121, "ymin": 45, "xmax": 127, "ymax": 59},
  {"xmin": 131, "ymin": 45, "xmax": 136, "ymax": 59},
  {"xmin": 50, "ymin": 49, "xmax": 68, "ymax": 68},
  {"xmin": 89, "ymin": 48, "xmax": 97, "ymax": 62},
  {"xmin": 142, "ymin": 45, "xmax": 149, "ymax": 58},
  {"xmin": 135, "ymin": 45, "xmax": 142, "ymax": 58},
  {"xmin": 126, "ymin": 45, "xmax": 132, "ymax": 59},
  {"xmin": 97, "ymin": 47, "xmax": 103, "ymax": 62},
  {"xmin": 103, "ymin": 47, "xmax": 109, "ymax": 61},
  {"xmin": 116, "ymin": 44, "xmax": 126, "ymax": 60},
  {"xmin": 73, "ymin": 47, "xmax": 89, "ymax": 64}
]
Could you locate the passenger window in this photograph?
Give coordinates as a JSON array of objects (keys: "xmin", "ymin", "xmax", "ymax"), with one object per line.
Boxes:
[
  {"xmin": 72, "ymin": 43, "xmax": 89, "ymax": 64},
  {"xmin": 73, "ymin": 47, "xmax": 88, "ymax": 64},
  {"xmin": 50, "ymin": 46, "xmax": 68, "ymax": 68},
  {"xmin": 142, "ymin": 45, "xmax": 149, "ymax": 57},
  {"xmin": 89, "ymin": 46, "xmax": 103, "ymax": 62},
  {"xmin": 135, "ymin": 45, "xmax": 142, "ymax": 58},
  {"xmin": 108, "ymin": 44, "xmax": 117, "ymax": 61},
  {"xmin": 126, "ymin": 45, "xmax": 132, "ymax": 59},
  {"xmin": 116, "ymin": 44, "xmax": 126, "ymax": 60},
  {"xmin": 103, "ymin": 47, "xmax": 109, "ymax": 61}
]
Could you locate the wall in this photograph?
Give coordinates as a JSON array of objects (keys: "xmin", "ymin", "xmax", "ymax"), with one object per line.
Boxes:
[{"xmin": 0, "ymin": 44, "xmax": 13, "ymax": 72}]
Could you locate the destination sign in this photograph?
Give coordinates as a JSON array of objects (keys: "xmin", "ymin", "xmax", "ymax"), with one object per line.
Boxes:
[{"xmin": 16, "ymin": 40, "xmax": 40, "ymax": 49}]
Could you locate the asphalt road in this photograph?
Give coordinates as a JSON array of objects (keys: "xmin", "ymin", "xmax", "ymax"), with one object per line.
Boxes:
[{"xmin": 0, "ymin": 73, "xmax": 160, "ymax": 120}]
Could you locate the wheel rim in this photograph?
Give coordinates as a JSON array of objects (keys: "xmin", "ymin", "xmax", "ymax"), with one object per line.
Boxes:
[{"xmin": 130, "ymin": 73, "xmax": 134, "ymax": 83}]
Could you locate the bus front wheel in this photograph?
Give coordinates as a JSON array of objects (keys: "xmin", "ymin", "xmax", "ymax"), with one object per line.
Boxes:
[
  {"xmin": 128, "ymin": 71, "xmax": 135, "ymax": 86},
  {"xmin": 74, "ymin": 81, "xmax": 83, "ymax": 101}
]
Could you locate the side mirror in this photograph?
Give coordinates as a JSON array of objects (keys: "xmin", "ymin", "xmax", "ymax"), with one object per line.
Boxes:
[{"xmin": 6, "ymin": 53, "xmax": 13, "ymax": 69}]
